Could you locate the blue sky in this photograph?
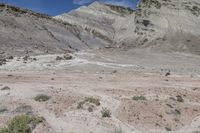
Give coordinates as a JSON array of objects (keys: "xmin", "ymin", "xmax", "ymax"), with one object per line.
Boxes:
[{"xmin": 0, "ymin": 0, "xmax": 139, "ymax": 16}]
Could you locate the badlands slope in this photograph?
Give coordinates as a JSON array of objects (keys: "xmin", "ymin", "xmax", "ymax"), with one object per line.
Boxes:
[{"xmin": 0, "ymin": 0, "xmax": 200, "ymax": 133}]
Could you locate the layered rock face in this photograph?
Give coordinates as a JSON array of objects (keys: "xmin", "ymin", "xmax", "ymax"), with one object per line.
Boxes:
[
  {"xmin": 55, "ymin": 2, "xmax": 135, "ymax": 48},
  {"xmin": 0, "ymin": 0, "xmax": 200, "ymax": 55}
]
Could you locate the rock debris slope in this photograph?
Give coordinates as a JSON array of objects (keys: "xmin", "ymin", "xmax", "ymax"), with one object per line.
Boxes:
[{"xmin": 0, "ymin": 0, "xmax": 200, "ymax": 55}]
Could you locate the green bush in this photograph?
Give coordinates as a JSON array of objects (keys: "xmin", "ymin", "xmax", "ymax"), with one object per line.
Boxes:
[
  {"xmin": 176, "ymin": 95, "xmax": 184, "ymax": 102},
  {"xmin": 101, "ymin": 108, "xmax": 111, "ymax": 118},
  {"xmin": 132, "ymin": 95, "xmax": 146, "ymax": 101},
  {"xmin": 34, "ymin": 94, "xmax": 50, "ymax": 102},
  {"xmin": 77, "ymin": 97, "xmax": 100, "ymax": 109},
  {"xmin": 0, "ymin": 115, "xmax": 44, "ymax": 133}
]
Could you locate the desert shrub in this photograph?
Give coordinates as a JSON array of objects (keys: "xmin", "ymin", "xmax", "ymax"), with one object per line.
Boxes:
[
  {"xmin": 142, "ymin": 20, "xmax": 150, "ymax": 27},
  {"xmin": 107, "ymin": 4, "xmax": 134, "ymax": 15},
  {"xmin": 132, "ymin": 95, "xmax": 146, "ymax": 101},
  {"xmin": 56, "ymin": 56, "xmax": 63, "ymax": 61},
  {"xmin": 77, "ymin": 97, "xmax": 100, "ymax": 109},
  {"xmin": 101, "ymin": 108, "xmax": 111, "ymax": 118},
  {"xmin": 114, "ymin": 127, "xmax": 123, "ymax": 133},
  {"xmin": 87, "ymin": 106, "xmax": 94, "ymax": 112},
  {"xmin": 166, "ymin": 109, "xmax": 181, "ymax": 116},
  {"xmin": 77, "ymin": 101, "xmax": 85, "ymax": 109},
  {"xmin": 0, "ymin": 108, "xmax": 8, "ymax": 113},
  {"xmin": 1, "ymin": 86, "xmax": 10, "ymax": 91},
  {"xmin": 193, "ymin": 131, "xmax": 200, "ymax": 133},
  {"xmin": 165, "ymin": 127, "xmax": 172, "ymax": 131},
  {"xmin": 63, "ymin": 54, "xmax": 72, "ymax": 60},
  {"xmin": 34, "ymin": 94, "xmax": 50, "ymax": 102},
  {"xmin": 84, "ymin": 97, "xmax": 100, "ymax": 106},
  {"xmin": 0, "ymin": 115, "xmax": 44, "ymax": 133},
  {"xmin": 14, "ymin": 105, "xmax": 32, "ymax": 115},
  {"xmin": 176, "ymin": 95, "xmax": 184, "ymax": 102}
]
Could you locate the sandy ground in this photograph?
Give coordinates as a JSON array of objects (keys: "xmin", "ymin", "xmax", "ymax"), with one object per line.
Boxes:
[{"xmin": 0, "ymin": 49, "xmax": 200, "ymax": 133}]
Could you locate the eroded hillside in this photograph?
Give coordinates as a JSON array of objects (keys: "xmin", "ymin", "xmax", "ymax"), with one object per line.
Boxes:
[{"xmin": 134, "ymin": 0, "xmax": 200, "ymax": 54}]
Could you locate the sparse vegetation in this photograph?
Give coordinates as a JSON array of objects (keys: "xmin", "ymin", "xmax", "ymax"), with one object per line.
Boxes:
[
  {"xmin": 85, "ymin": 97, "xmax": 100, "ymax": 106},
  {"xmin": 0, "ymin": 108, "xmax": 8, "ymax": 113},
  {"xmin": 166, "ymin": 104, "xmax": 173, "ymax": 108},
  {"xmin": 0, "ymin": 115, "xmax": 44, "ymax": 133},
  {"xmin": 63, "ymin": 54, "xmax": 73, "ymax": 60},
  {"xmin": 56, "ymin": 54, "xmax": 72, "ymax": 61},
  {"xmin": 185, "ymin": 5, "xmax": 200, "ymax": 16},
  {"xmin": 34, "ymin": 94, "xmax": 50, "ymax": 102},
  {"xmin": 101, "ymin": 108, "xmax": 111, "ymax": 118},
  {"xmin": 176, "ymin": 95, "xmax": 184, "ymax": 102},
  {"xmin": 56, "ymin": 56, "xmax": 63, "ymax": 61},
  {"xmin": 165, "ymin": 70, "xmax": 171, "ymax": 76},
  {"xmin": 14, "ymin": 105, "xmax": 32, "ymax": 115},
  {"xmin": 106, "ymin": 4, "xmax": 134, "ymax": 15},
  {"xmin": 0, "ymin": 3, "xmax": 51, "ymax": 19},
  {"xmin": 166, "ymin": 109, "xmax": 181, "ymax": 116},
  {"xmin": 1, "ymin": 86, "xmax": 10, "ymax": 91},
  {"xmin": 114, "ymin": 127, "xmax": 123, "ymax": 133},
  {"xmin": 165, "ymin": 127, "xmax": 172, "ymax": 131},
  {"xmin": 142, "ymin": 20, "xmax": 150, "ymax": 27},
  {"xmin": 77, "ymin": 97, "xmax": 100, "ymax": 109},
  {"xmin": 132, "ymin": 95, "xmax": 147, "ymax": 101},
  {"xmin": 193, "ymin": 131, "xmax": 200, "ymax": 133},
  {"xmin": 88, "ymin": 106, "xmax": 94, "ymax": 112},
  {"xmin": 140, "ymin": 0, "xmax": 162, "ymax": 9}
]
